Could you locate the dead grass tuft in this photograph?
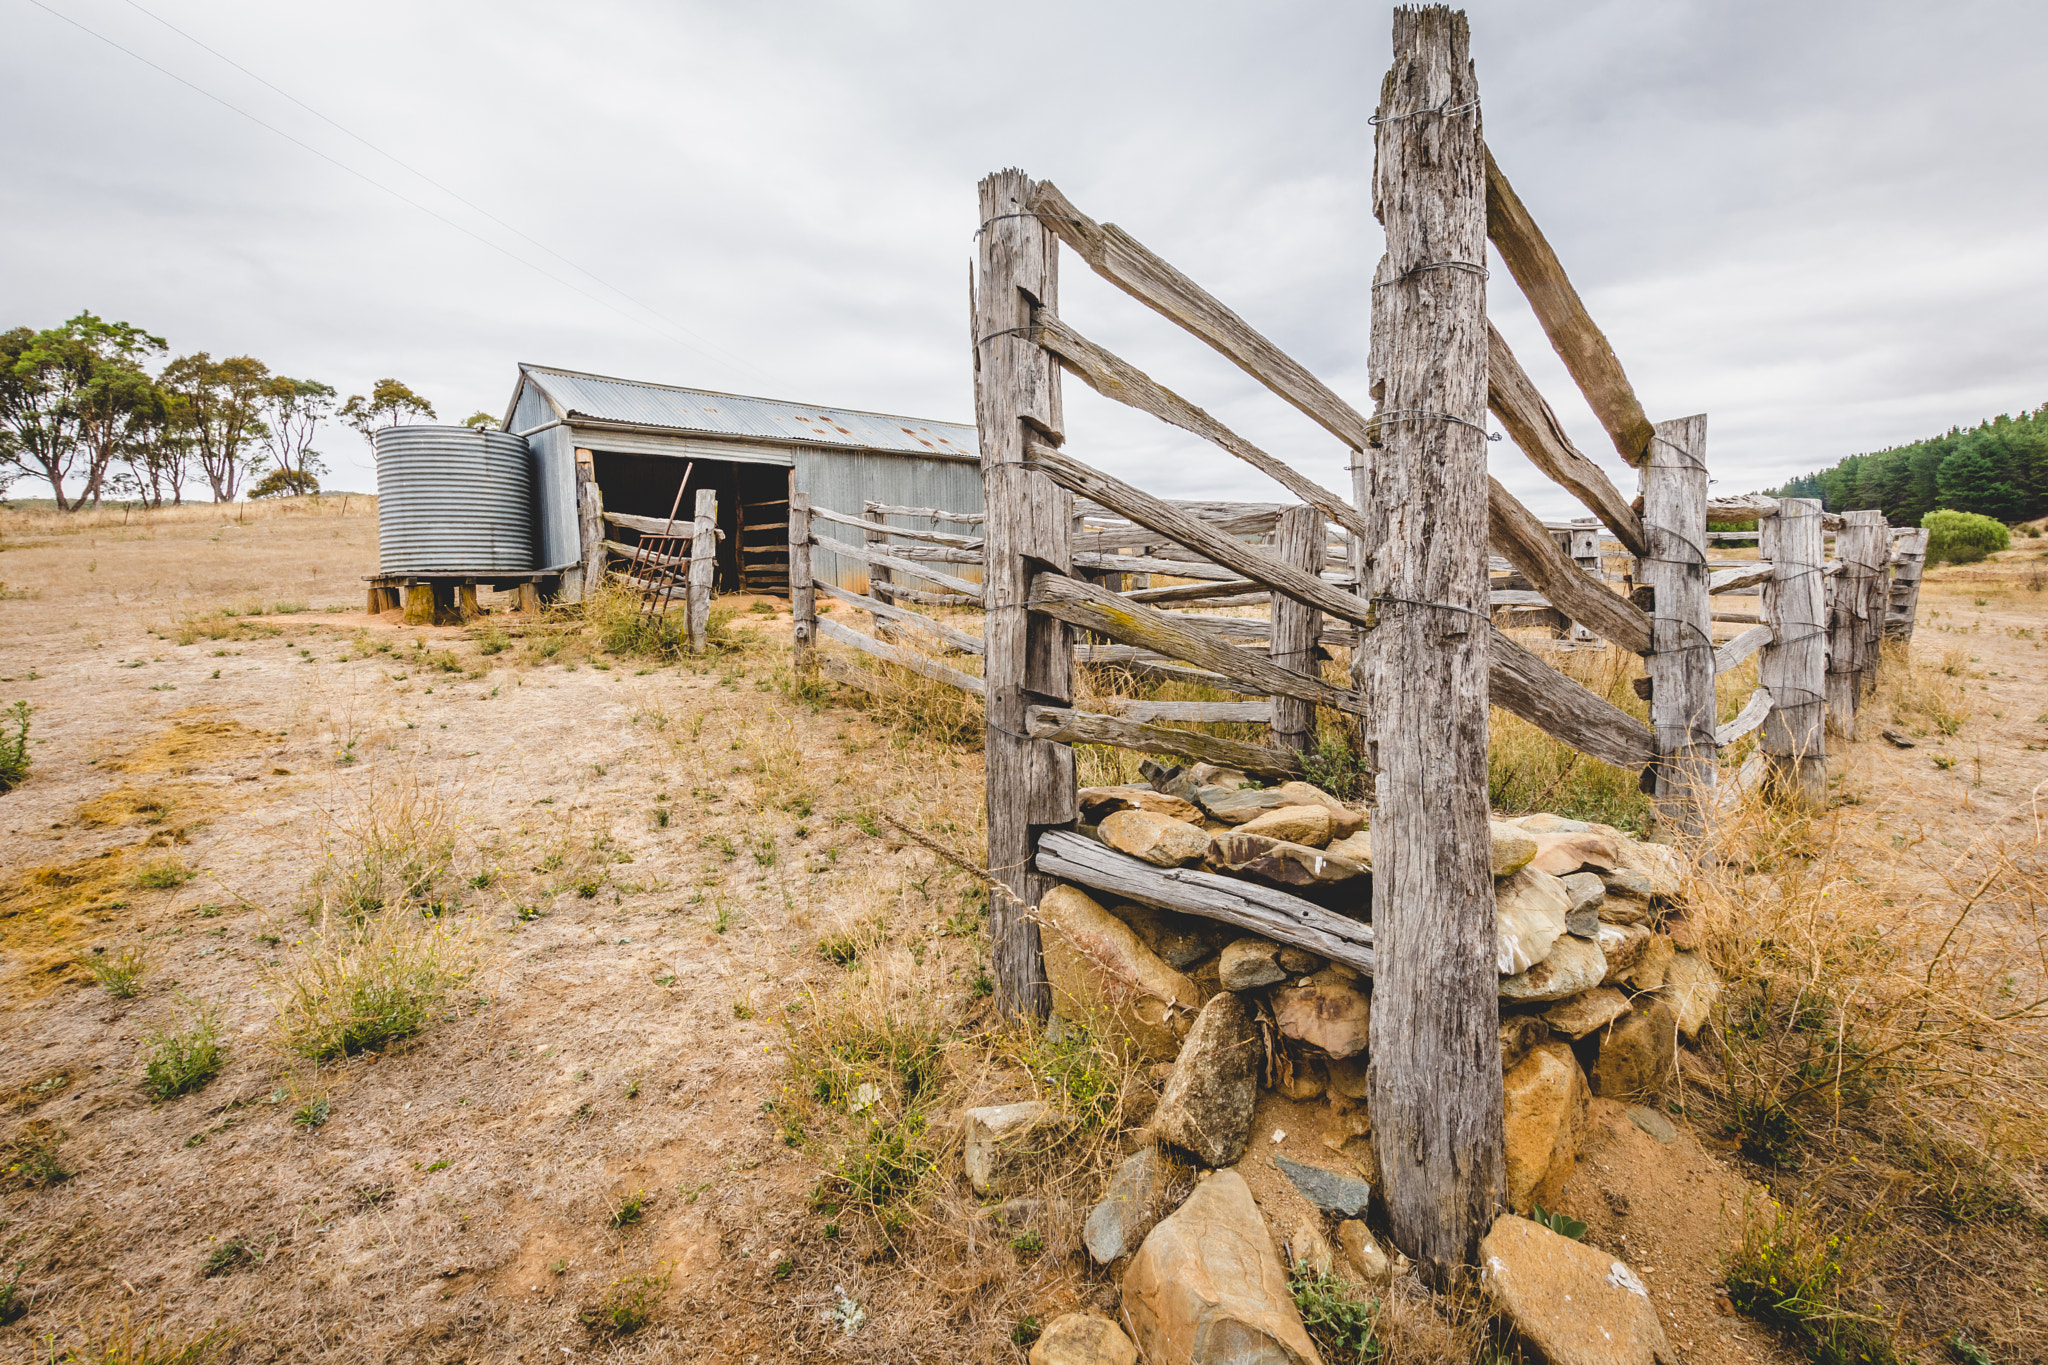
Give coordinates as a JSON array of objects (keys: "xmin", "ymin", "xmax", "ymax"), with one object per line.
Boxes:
[
  {"xmin": 44, "ymin": 1312, "xmax": 240, "ymax": 1365},
  {"xmin": 269, "ymin": 909, "xmax": 481, "ymax": 1061}
]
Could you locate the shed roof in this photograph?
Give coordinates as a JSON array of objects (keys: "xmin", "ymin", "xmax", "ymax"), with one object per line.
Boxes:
[{"xmin": 509, "ymin": 364, "xmax": 979, "ymax": 461}]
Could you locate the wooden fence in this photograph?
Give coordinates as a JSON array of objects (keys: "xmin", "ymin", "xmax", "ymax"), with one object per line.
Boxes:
[{"xmin": 785, "ymin": 5, "xmax": 1930, "ymax": 1275}]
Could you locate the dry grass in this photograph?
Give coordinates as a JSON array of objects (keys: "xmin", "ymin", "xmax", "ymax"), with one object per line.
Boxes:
[
  {"xmin": 268, "ymin": 907, "xmax": 482, "ymax": 1060},
  {"xmin": 1486, "ymin": 638, "xmax": 1657, "ymax": 835}
]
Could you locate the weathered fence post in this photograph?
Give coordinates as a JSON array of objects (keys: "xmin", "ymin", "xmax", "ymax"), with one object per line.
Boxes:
[
  {"xmin": 688, "ymin": 487, "xmax": 716, "ymax": 653},
  {"xmin": 1827, "ymin": 509, "xmax": 1885, "ymax": 738},
  {"xmin": 1361, "ymin": 5, "xmax": 1503, "ymax": 1279},
  {"xmin": 1566, "ymin": 520, "xmax": 1603, "ymax": 643},
  {"xmin": 1858, "ymin": 513, "xmax": 1891, "ymax": 700},
  {"xmin": 1269, "ymin": 504, "xmax": 1322, "ymax": 757},
  {"xmin": 789, "ymin": 491, "xmax": 815, "ymax": 672},
  {"xmin": 863, "ymin": 503, "xmax": 897, "ymax": 638},
  {"xmin": 1638, "ymin": 413, "xmax": 1715, "ymax": 836},
  {"xmin": 974, "ymin": 168, "xmax": 1075, "ymax": 1022},
  {"xmin": 569, "ymin": 448, "xmax": 603, "ymax": 604},
  {"xmin": 1887, "ymin": 526, "xmax": 1929, "ymax": 642},
  {"xmin": 1760, "ymin": 497, "xmax": 1827, "ymax": 809}
]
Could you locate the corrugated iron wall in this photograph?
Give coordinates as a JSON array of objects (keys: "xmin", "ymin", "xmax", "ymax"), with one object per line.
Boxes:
[{"xmin": 512, "ymin": 382, "xmax": 582, "ymax": 570}]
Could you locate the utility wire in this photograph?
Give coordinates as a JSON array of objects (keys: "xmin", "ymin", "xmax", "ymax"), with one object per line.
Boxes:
[{"xmin": 21, "ymin": 0, "xmax": 777, "ymax": 389}]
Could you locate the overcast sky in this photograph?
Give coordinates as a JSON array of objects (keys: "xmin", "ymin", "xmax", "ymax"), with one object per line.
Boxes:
[{"xmin": 6, "ymin": 0, "xmax": 2046, "ymax": 516}]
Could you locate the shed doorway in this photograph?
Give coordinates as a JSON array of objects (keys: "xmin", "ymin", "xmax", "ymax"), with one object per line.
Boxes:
[{"xmin": 589, "ymin": 452, "xmax": 791, "ymax": 596}]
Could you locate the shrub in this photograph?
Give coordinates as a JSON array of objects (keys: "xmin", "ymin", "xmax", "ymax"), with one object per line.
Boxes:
[
  {"xmin": 249, "ymin": 468, "xmax": 319, "ymax": 499},
  {"xmin": 1725, "ymin": 1200, "xmax": 1902, "ymax": 1365},
  {"xmin": 88, "ymin": 946, "xmax": 150, "ymax": 998},
  {"xmin": 0, "ymin": 701, "xmax": 31, "ymax": 794},
  {"xmin": 1288, "ymin": 1265, "xmax": 1382, "ymax": 1362},
  {"xmin": 271, "ymin": 911, "xmax": 476, "ymax": 1060},
  {"xmin": 1923, "ymin": 509, "xmax": 2010, "ymax": 564},
  {"xmin": 142, "ymin": 1000, "xmax": 226, "ymax": 1100},
  {"xmin": 580, "ymin": 1263, "xmax": 670, "ymax": 1335}
]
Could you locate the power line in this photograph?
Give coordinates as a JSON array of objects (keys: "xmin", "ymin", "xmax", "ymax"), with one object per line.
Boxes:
[{"xmin": 18, "ymin": 0, "xmax": 778, "ymax": 389}]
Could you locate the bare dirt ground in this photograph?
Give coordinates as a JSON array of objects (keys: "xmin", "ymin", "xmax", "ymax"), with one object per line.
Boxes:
[{"xmin": 1, "ymin": 499, "xmax": 2043, "ymax": 1363}]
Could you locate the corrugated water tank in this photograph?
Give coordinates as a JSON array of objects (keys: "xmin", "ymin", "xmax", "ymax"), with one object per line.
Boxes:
[{"xmin": 374, "ymin": 425, "xmax": 536, "ymax": 573}]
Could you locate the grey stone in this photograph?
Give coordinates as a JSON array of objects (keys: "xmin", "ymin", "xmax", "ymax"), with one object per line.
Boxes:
[
  {"xmin": 1219, "ymin": 936, "xmax": 1289, "ymax": 991},
  {"xmin": 1273, "ymin": 1155, "xmax": 1372, "ymax": 1218},
  {"xmin": 1626, "ymin": 1105, "xmax": 1678, "ymax": 1144},
  {"xmin": 965, "ymin": 1101, "xmax": 1062, "ymax": 1196},
  {"xmin": 1084, "ymin": 1144, "xmax": 1170, "ymax": 1265},
  {"xmin": 1196, "ymin": 785, "xmax": 1294, "ymax": 825},
  {"xmin": 1561, "ymin": 872, "xmax": 1606, "ymax": 938},
  {"xmin": 1152, "ymin": 993, "xmax": 1260, "ymax": 1168}
]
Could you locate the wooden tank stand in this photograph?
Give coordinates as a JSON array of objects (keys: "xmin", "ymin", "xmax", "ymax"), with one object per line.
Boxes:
[{"xmin": 363, "ymin": 572, "xmax": 559, "ymax": 624}]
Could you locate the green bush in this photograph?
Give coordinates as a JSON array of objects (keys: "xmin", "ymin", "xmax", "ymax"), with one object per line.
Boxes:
[
  {"xmin": 0, "ymin": 701, "xmax": 31, "ymax": 794},
  {"xmin": 143, "ymin": 1000, "xmax": 227, "ymax": 1100},
  {"xmin": 1923, "ymin": 509, "xmax": 2010, "ymax": 564},
  {"xmin": 249, "ymin": 468, "xmax": 319, "ymax": 499}
]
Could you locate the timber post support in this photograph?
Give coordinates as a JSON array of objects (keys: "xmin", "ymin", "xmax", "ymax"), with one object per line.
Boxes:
[
  {"xmin": 974, "ymin": 167, "xmax": 1075, "ymax": 1023},
  {"xmin": 1361, "ymin": 6, "xmax": 1503, "ymax": 1279},
  {"xmin": 1269, "ymin": 504, "xmax": 1322, "ymax": 758},
  {"xmin": 1760, "ymin": 497, "xmax": 1827, "ymax": 810},
  {"xmin": 1857, "ymin": 513, "xmax": 1891, "ymax": 699},
  {"xmin": 570, "ymin": 448, "xmax": 603, "ymax": 605},
  {"xmin": 1638, "ymin": 414, "xmax": 1715, "ymax": 836},
  {"xmin": 1827, "ymin": 509, "xmax": 1885, "ymax": 738},
  {"xmin": 1886, "ymin": 526, "xmax": 1929, "ymax": 643},
  {"xmin": 864, "ymin": 503, "xmax": 897, "ymax": 638},
  {"xmin": 688, "ymin": 488, "xmax": 716, "ymax": 653},
  {"xmin": 789, "ymin": 491, "xmax": 816, "ymax": 672}
]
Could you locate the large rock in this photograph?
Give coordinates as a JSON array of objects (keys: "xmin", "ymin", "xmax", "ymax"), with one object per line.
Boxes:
[
  {"xmin": 1480, "ymin": 1214, "xmax": 1675, "ymax": 1364},
  {"xmin": 1622, "ymin": 934, "xmax": 1676, "ymax": 992},
  {"xmin": 965, "ymin": 1101, "xmax": 1063, "ymax": 1195},
  {"xmin": 1542, "ymin": 986, "xmax": 1631, "ymax": 1040},
  {"xmin": 1500, "ymin": 1013, "xmax": 1550, "ymax": 1071},
  {"xmin": 1152, "ymin": 993, "xmax": 1260, "ymax": 1167},
  {"xmin": 1490, "ymin": 821, "xmax": 1540, "ymax": 876},
  {"xmin": 1273, "ymin": 1155, "xmax": 1371, "ymax": 1218},
  {"xmin": 1219, "ymin": 937, "xmax": 1290, "ymax": 991},
  {"xmin": 1609, "ymin": 837, "xmax": 1684, "ymax": 898},
  {"xmin": 1497, "ymin": 867, "xmax": 1572, "ymax": 975},
  {"xmin": 1041, "ymin": 885, "xmax": 1203, "ymax": 1061},
  {"xmin": 1196, "ymin": 785, "xmax": 1295, "ymax": 825},
  {"xmin": 1208, "ymin": 833, "xmax": 1366, "ymax": 890},
  {"xmin": 1270, "ymin": 975, "xmax": 1371, "ymax": 1059},
  {"xmin": 1502, "ymin": 1042, "xmax": 1589, "ymax": 1215},
  {"xmin": 1529, "ymin": 830, "xmax": 1621, "ymax": 876},
  {"xmin": 1084, "ymin": 1144, "xmax": 1171, "ymax": 1265},
  {"xmin": 1234, "ymin": 804, "xmax": 1336, "ymax": 848},
  {"xmin": 1030, "ymin": 1311, "xmax": 1139, "ymax": 1365},
  {"xmin": 1122, "ymin": 1169, "xmax": 1321, "ymax": 1365},
  {"xmin": 1511, "ymin": 813, "xmax": 1593, "ymax": 834},
  {"xmin": 1078, "ymin": 786, "xmax": 1205, "ymax": 826},
  {"xmin": 1273, "ymin": 782, "xmax": 1365, "ymax": 838},
  {"xmin": 1597, "ymin": 872, "xmax": 1655, "ymax": 922},
  {"xmin": 1326, "ymin": 830, "xmax": 1372, "ymax": 867},
  {"xmin": 1560, "ymin": 872, "xmax": 1606, "ymax": 938},
  {"xmin": 1499, "ymin": 935, "xmax": 1607, "ymax": 1003},
  {"xmin": 1116, "ymin": 904, "xmax": 1221, "ymax": 970},
  {"xmin": 1660, "ymin": 949, "xmax": 1720, "ymax": 1038},
  {"xmin": 1100, "ymin": 810, "xmax": 1212, "ymax": 867},
  {"xmin": 1590, "ymin": 998, "xmax": 1677, "ymax": 1099},
  {"xmin": 1596, "ymin": 923, "xmax": 1652, "ymax": 983}
]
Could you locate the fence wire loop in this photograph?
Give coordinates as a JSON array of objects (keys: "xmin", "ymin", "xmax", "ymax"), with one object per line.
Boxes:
[
  {"xmin": 1368, "ymin": 408, "xmax": 1502, "ymax": 442},
  {"xmin": 1370, "ymin": 97, "xmax": 1481, "ymax": 126}
]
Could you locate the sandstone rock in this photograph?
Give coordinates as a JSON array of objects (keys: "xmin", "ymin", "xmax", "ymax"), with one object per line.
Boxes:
[
  {"xmin": 1115, "ymin": 904, "xmax": 1221, "ymax": 970},
  {"xmin": 1480, "ymin": 1214, "xmax": 1675, "ymax": 1365},
  {"xmin": 1164, "ymin": 764, "xmax": 1250, "ymax": 803},
  {"xmin": 1208, "ymin": 832, "xmax": 1367, "ymax": 890},
  {"xmin": 1590, "ymin": 998, "xmax": 1677, "ymax": 1100},
  {"xmin": 1336, "ymin": 1220, "xmax": 1392, "ymax": 1283},
  {"xmin": 1078, "ymin": 786, "xmax": 1206, "ymax": 825},
  {"xmin": 1325, "ymin": 1053, "xmax": 1370, "ymax": 1100},
  {"xmin": 1084, "ymin": 1144, "xmax": 1171, "ymax": 1265},
  {"xmin": 1662, "ymin": 913, "xmax": 1702, "ymax": 951},
  {"xmin": 1122, "ymin": 1169, "xmax": 1321, "ymax": 1365},
  {"xmin": 1490, "ymin": 821, "xmax": 1540, "ymax": 876},
  {"xmin": 1219, "ymin": 936, "xmax": 1290, "ymax": 991},
  {"xmin": 965, "ymin": 1101, "xmax": 1063, "ymax": 1196},
  {"xmin": 1597, "ymin": 923, "xmax": 1652, "ymax": 984},
  {"xmin": 1622, "ymin": 934, "xmax": 1675, "ymax": 992},
  {"xmin": 1511, "ymin": 813, "xmax": 1594, "ymax": 834},
  {"xmin": 1499, "ymin": 935, "xmax": 1607, "ymax": 1003},
  {"xmin": 1502, "ymin": 1042, "xmax": 1588, "ymax": 1215},
  {"xmin": 1235, "ymin": 804, "xmax": 1336, "ymax": 848},
  {"xmin": 1530, "ymin": 830, "xmax": 1621, "ymax": 876},
  {"xmin": 1277, "ymin": 1055, "xmax": 1327, "ymax": 1101},
  {"xmin": 1660, "ymin": 949, "xmax": 1720, "ymax": 1038},
  {"xmin": 1273, "ymin": 1155, "xmax": 1372, "ymax": 1218},
  {"xmin": 1561, "ymin": 872, "xmax": 1606, "ymax": 938},
  {"xmin": 1497, "ymin": 867, "xmax": 1573, "ymax": 975},
  {"xmin": 1542, "ymin": 986, "xmax": 1631, "ymax": 1040},
  {"xmin": 1610, "ymin": 837, "xmax": 1684, "ymax": 898},
  {"xmin": 1598, "ymin": 870, "xmax": 1657, "ymax": 919},
  {"xmin": 1030, "ymin": 1311, "xmax": 1139, "ymax": 1365},
  {"xmin": 1500, "ymin": 1013, "xmax": 1549, "ymax": 1071},
  {"xmin": 1100, "ymin": 810, "xmax": 1212, "ymax": 867},
  {"xmin": 1270, "ymin": 979, "xmax": 1371, "ymax": 1059},
  {"xmin": 1273, "ymin": 782, "xmax": 1366, "ymax": 837},
  {"xmin": 1042, "ymin": 885, "xmax": 1203, "ymax": 1061},
  {"xmin": 1196, "ymin": 785, "xmax": 1293, "ymax": 825},
  {"xmin": 1285, "ymin": 1216, "xmax": 1335, "ymax": 1277},
  {"xmin": 1326, "ymin": 829, "xmax": 1372, "ymax": 866},
  {"xmin": 1153, "ymin": 992, "xmax": 1260, "ymax": 1167}
]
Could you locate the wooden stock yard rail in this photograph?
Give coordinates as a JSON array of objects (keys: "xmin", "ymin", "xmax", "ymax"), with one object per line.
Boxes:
[{"xmin": 785, "ymin": 6, "xmax": 1929, "ymax": 1278}]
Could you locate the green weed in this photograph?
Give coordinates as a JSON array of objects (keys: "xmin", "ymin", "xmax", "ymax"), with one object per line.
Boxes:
[
  {"xmin": 580, "ymin": 1263, "xmax": 671, "ymax": 1335},
  {"xmin": 88, "ymin": 946, "xmax": 150, "ymax": 998},
  {"xmin": 1, "ymin": 1119, "xmax": 69, "ymax": 1191},
  {"xmin": 142, "ymin": 999, "xmax": 226, "ymax": 1100},
  {"xmin": 0, "ymin": 701, "xmax": 31, "ymax": 793},
  {"xmin": 1289, "ymin": 1265, "xmax": 1382, "ymax": 1362}
]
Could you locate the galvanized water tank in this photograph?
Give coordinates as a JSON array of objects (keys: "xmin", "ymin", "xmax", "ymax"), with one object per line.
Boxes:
[{"xmin": 374, "ymin": 425, "xmax": 536, "ymax": 573}]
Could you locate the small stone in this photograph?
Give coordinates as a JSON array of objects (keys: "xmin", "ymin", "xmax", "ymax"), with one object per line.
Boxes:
[
  {"xmin": 1626, "ymin": 1105, "xmax": 1678, "ymax": 1145},
  {"xmin": 1479, "ymin": 1214, "xmax": 1676, "ymax": 1365},
  {"xmin": 1041, "ymin": 885, "xmax": 1203, "ymax": 1062},
  {"xmin": 1270, "ymin": 979, "xmax": 1371, "ymax": 1059},
  {"xmin": 1529, "ymin": 830, "xmax": 1621, "ymax": 876},
  {"xmin": 1100, "ymin": 810, "xmax": 1212, "ymax": 867},
  {"xmin": 1542, "ymin": 987, "xmax": 1631, "ymax": 1040},
  {"xmin": 1273, "ymin": 782, "xmax": 1366, "ymax": 838},
  {"xmin": 1502, "ymin": 1042, "xmax": 1588, "ymax": 1215},
  {"xmin": 1325, "ymin": 1053, "xmax": 1370, "ymax": 1100},
  {"xmin": 964, "ymin": 1101, "xmax": 1063, "ymax": 1196},
  {"xmin": 1277, "ymin": 1056, "xmax": 1326, "ymax": 1101},
  {"xmin": 1285, "ymin": 1215, "xmax": 1335, "ymax": 1277},
  {"xmin": 1597, "ymin": 923, "xmax": 1652, "ymax": 984},
  {"xmin": 1499, "ymin": 935, "xmax": 1607, "ymax": 1003},
  {"xmin": 1196, "ymin": 785, "xmax": 1294, "ymax": 824},
  {"xmin": 1325, "ymin": 829, "xmax": 1372, "ymax": 866},
  {"xmin": 1622, "ymin": 934, "xmax": 1675, "ymax": 992},
  {"xmin": 1490, "ymin": 821, "xmax": 1540, "ymax": 875},
  {"xmin": 1115, "ymin": 904, "xmax": 1221, "ymax": 970},
  {"xmin": 1077, "ymin": 786, "xmax": 1206, "ymax": 825},
  {"xmin": 1208, "ymin": 833, "xmax": 1367, "ymax": 889},
  {"xmin": 1497, "ymin": 867, "xmax": 1572, "ymax": 975},
  {"xmin": 1084, "ymin": 1144, "xmax": 1170, "ymax": 1265},
  {"xmin": 1500, "ymin": 1013, "xmax": 1549, "ymax": 1072},
  {"xmin": 1590, "ymin": 998, "xmax": 1677, "ymax": 1100},
  {"xmin": 1029, "ymin": 1311, "xmax": 1139, "ymax": 1365},
  {"xmin": 1277, "ymin": 945, "xmax": 1322, "ymax": 974},
  {"xmin": 1660, "ymin": 949, "xmax": 1720, "ymax": 1038},
  {"xmin": 1219, "ymin": 937, "xmax": 1289, "ymax": 991},
  {"xmin": 1122, "ymin": 1169, "xmax": 1321, "ymax": 1365},
  {"xmin": 987, "ymin": 1196, "xmax": 1045, "ymax": 1228},
  {"xmin": 1153, "ymin": 992, "xmax": 1260, "ymax": 1168},
  {"xmin": 1273, "ymin": 1155, "xmax": 1372, "ymax": 1218},
  {"xmin": 1560, "ymin": 872, "xmax": 1606, "ymax": 938},
  {"xmin": 1336, "ymin": 1220, "xmax": 1392, "ymax": 1283},
  {"xmin": 1234, "ymin": 804, "xmax": 1336, "ymax": 848}
]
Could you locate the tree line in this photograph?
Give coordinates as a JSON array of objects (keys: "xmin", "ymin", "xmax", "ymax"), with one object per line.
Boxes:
[
  {"xmin": 0, "ymin": 311, "xmax": 494, "ymax": 511},
  {"xmin": 1768, "ymin": 402, "xmax": 2048, "ymax": 527}
]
